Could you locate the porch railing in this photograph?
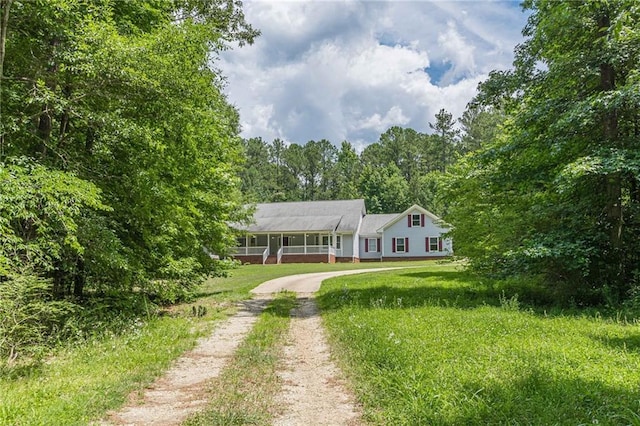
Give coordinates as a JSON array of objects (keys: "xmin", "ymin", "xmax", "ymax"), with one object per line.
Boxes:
[
  {"xmin": 282, "ymin": 245, "xmax": 332, "ymax": 254},
  {"xmin": 277, "ymin": 247, "xmax": 283, "ymax": 264},
  {"xmin": 262, "ymin": 247, "xmax": 269, "ymax": 265},
  {"xmin": 233, "ymin": 246, "xmax": 268, "ymax": 256}
]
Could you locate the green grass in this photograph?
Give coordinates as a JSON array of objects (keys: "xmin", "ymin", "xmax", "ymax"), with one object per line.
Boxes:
[
  {"xmin": 317, "ymin": 265, "xmax": 640, "ymax": 425},
  {"xmin": 0, "ymin": 310, "xmax": 226, "ymax": 425},
  {"xmin": 1, "ymin": 261, "xmax": 429, "ymax": 425},
  {"xmin": 184, "ymin": 292, "xmax": 297, "ymax": 425},
  {"xmin": 199, "ymin": 260, "xmax": 438, "ymax": 304}
]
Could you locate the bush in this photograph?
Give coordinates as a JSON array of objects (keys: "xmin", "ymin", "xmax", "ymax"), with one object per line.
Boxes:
[{"xmin": 0, "ymin": 273, "xmax": 76, "ymax": 364}]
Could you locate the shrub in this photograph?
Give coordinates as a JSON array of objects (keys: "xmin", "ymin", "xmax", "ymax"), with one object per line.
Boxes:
[{"xmin": 0, "ymin": 273, "xmax": 75, "ymax": 364}]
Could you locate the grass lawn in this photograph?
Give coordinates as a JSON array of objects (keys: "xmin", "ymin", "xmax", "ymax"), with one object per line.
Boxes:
[
  {"xmin": 317, "ymin": 264, "xmax": 640, "ymax": 425},
  {"xmin": 198, "ymin": 260, "xmax": 434, "ymax": 304},
  {"xmin": 0, "ymin": 261, "xmax": 430, "ymax": 425}
]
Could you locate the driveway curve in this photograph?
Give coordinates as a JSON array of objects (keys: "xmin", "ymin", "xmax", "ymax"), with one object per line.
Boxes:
[{"xmin": 251, "ymin": 267, "xmax": 404, "ymax": 295}]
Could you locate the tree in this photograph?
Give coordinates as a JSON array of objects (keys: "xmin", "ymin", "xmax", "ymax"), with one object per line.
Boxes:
[
  {"xmin": 0, "ymin": 0, "xmax": 257, "ymax": 300},
  {"xmin": 358, "ymin": 164, "xmax": 411, "ymax": 214},
  {"xmin": 458, "ymin": 105, "xmax": 505, "ymax": 154},
  {"xmin": 334, "ymin": 141, "xmax": 361, "ymax": 200},
  {"xmin": 444, "ymin": 0, "xmax": 640, "ymax": 303},
  {"xmin": 240, "ymin": 137, "xmax": 275, "ymax": 201},
  {"xmin": 429, "ymin": 109, "xmax": 459, "ymax": 172}
]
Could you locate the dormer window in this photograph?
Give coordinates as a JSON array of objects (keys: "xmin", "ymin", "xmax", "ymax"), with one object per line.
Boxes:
[{"xmin": 411, "ymin": 214, "xmax": 421, "ymax": 227}]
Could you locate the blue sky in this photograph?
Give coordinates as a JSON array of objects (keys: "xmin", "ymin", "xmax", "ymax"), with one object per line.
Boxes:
[{"xmin": 219, "ymin": 0, "xmax": 529, "ymax": 149}]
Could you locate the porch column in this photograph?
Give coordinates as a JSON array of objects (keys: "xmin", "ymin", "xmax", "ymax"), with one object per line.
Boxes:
[{"xmin": 331, "ymin": 229, "xmax": 336, "ymax": 262}]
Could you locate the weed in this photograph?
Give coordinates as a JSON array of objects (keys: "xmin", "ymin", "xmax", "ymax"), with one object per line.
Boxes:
[{"xmin": 499, "ymin": 291, "xmax": 520, "ymax": 311}]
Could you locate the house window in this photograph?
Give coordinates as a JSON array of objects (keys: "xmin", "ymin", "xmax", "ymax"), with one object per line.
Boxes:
[
  {"xmin": 412, "ymin": 214, "xmax": 421, "ymax": 227},
  {"xmin": 322, "ymin": 235, "xmax": 333, "ymax": 246},
  {"xmin": 427, "ymin": 237, "xmax": 443, "ymax": 252},
  {"xmin": 336, "ymin": 235, "xmax": 341, "ymax": 249},
  {"xmin": 395, "ymin": 237, "xmax": 406, "ymax": 253},
  {"xmin": 367, "ymin": 238, "xmax": 377, "ymax": 252}
]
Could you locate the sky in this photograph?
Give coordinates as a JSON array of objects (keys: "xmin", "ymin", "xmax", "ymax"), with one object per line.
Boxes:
[{"xmin": 219, "ymin": 0, "xmax": 529, "ymax": 149}]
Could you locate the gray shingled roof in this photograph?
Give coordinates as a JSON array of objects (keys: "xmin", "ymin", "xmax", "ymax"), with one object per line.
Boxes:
[
  {"xmin": 237, "ymin": 199, "xmax": 366, "ymax": 233},
  {"xmin": 359, "ymin": 214, "xmax": 397, "ymax": 236}
]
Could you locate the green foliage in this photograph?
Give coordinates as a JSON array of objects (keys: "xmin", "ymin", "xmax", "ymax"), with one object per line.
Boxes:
[
  {"xmin": 1, "ymin": 0, "xmax": 254, "ymax": 289},
  {"xmin": 237, "ymin": 117, "xmax": 464, "ymax": 216},
  {"xmin": 445, "ymin": 0, "xmax": 640, "ymax": 303},
  {"xmin": 358, "ymin": 163, "xmax": 411, "ymax": 214},
  {"xmin": 318, "ymin": 266, "xmax": 640, "ymax": 424},
  {"xmin": 0, "ymin": 272, "xmax": 75, "ymax": 364},
  {"xmin": 0, "ymin": 0, "xmax": 256, "ymax": 360},
  {"xmin": 0, "ymin": 159, "xmax": 107, "ymax": 288}
]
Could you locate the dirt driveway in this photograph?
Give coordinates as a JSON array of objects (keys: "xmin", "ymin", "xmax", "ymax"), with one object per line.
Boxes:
[
  {"xmin": 102, "ymin": 267, "xmax": 402, "ymax": 425},
  {"xmin": 251, "ymin": 267, "xmax": 402, "ymax": 295}
]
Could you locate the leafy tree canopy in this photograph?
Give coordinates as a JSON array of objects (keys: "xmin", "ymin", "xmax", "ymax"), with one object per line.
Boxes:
[{"xmin": 444, "ymin": 0, "xmax": 640, "ymax": 304}]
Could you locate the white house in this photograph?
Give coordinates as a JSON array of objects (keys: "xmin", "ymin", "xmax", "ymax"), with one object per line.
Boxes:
[{"xmin": 232, "ymin": 199, "xmax": 452, "ymax": 264}]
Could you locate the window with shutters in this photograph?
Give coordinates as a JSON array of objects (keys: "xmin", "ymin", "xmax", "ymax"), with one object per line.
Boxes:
[
  {"xmin": 411, "ymin": 214, "xmax": 421, "ymax": 227},
  {"xmin": 396, "ymin": 237, "xmax": 406, "ymax": 253},
  {"xmin": 429, "ymin": 237, "xmax": 440, "ymax": 252},
  {"xmin": 367, "ymin": 238, "xmax": 377, "ymax": 252},
  {"xmin": 336, "ymin": 235, "xmax": 341, "ymax": 249}
]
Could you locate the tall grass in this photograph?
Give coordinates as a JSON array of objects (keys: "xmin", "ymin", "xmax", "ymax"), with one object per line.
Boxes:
[{"xmin": 317, "ymin": 265, "xmax": 640, "ymax": 425}]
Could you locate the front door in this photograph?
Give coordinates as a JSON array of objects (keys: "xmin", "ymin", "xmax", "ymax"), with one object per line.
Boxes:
[{"xmin": 269, "ymin": 235, "xmax": 280, "ymax": 255}]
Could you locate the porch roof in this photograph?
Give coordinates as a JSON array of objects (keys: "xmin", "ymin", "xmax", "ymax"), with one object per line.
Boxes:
[{"xmin": 239, "ymin": 215, "xmax": 343, "ymax": 233}]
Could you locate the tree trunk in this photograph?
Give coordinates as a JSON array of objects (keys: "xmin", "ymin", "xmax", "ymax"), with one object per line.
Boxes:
[
  {"xmin": 37, "ymin": 38, "xmax": 60, "ymax": 158},
  {"xmin": 598, "ymin": 14, "xmax": 623, "ymax": 250},
  {"xmin": 0, "ymin": 0, "xmax": 13, "ymax": 157},
  {"xmin": 73, "ymin": 258, "xmax": 85, "ymax": 298}
]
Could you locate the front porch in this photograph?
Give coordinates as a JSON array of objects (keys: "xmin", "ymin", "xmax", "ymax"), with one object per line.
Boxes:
[{"xmin": 232, "ymin": 233, "xmax": 342, "ymax": 264}]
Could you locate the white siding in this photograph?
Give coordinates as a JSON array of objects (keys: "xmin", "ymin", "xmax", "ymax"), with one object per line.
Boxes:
[
  {"xmin": 340, "ymin": 234, "xmax": 354, "ymax": 258},
  {"xmin": 359, "ymin": 236, "xmax": 382, "ymax": 260},
  {"xmin": 382, "ymin": 209, "xmax": 452, "ymax": 257}
]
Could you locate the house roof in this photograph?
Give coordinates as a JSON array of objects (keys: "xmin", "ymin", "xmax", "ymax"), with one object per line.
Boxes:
[
  {"xmin": 236, "ymin": 199, "xmax": 366, "ymax": 233},
  {"xmin": 376, "ymin": 204, "xmax": 445, "ymax": 232},
  {"xmin": 359, "ymin": 214, "xmax": 397, "ymax": 236}
]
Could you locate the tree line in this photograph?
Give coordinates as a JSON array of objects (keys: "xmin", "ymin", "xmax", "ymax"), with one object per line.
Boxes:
[
  {"xmin": 239, "ymin": 107, "xmax": 502, "ymax": 215},
  {"xmin": 0, "ymin": 0, "xmax": 256, "ymax": 362}
]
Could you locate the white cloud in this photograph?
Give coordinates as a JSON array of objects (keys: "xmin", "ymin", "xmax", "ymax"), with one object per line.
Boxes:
[
  {"xmin": 219, "ymin": 0, "xmax": 528, "ymax": 146},
  {"xmin": 437, "ymin": 21, "xmax": 476, "ymax": 86},
  {"xmin": 354, "ymin": 105, "xmax": 410, "ymax": 133}
]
